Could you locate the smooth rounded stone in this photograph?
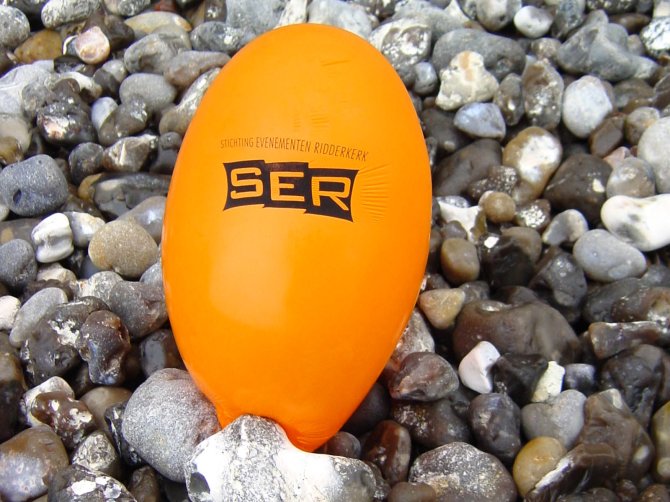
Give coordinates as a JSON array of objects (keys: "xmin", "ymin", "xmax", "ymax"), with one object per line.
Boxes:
[
  {"xmin": 117, "ymin": 196, "xmax": 165, "ymax": 244},
  {"xmin": 513, "ymin": 437, "xmax": 566, "ymax": 497},
  {"xmin": 389, "ymin": 352, "xmax": 459, "ymax": 401},
  {"xmin": 433, "ymin": 139, "xmax": 501, "ymax": 196},
  {"xmin": 577, "ymin": 388, "xmax": 654, "ymax": 482},
  {"xmin": 0, "ymin": 426, "xmax": 68, "ymax": 502},
  {"xmin": 438, "ymin": 199, "xmax": 485, "ymax": 242},
  {"xmin": 362, "ymin": 420, "xmax": 412, "ymax": 485},
  {"xmin": 391, "ymin": 0, "xmax": 469, "ymax": 39},
  {"xmin": 531, "ymin": 361, "xmax": 566, "ymax": 402},
  {"xmin": 189, "ymin": 21, "xmax": 250, "ymax": 54},
  {"xmin": 387, "ymin": 481, "xmax": 437, "ymax": 502},
  {"xmin": 418, "ymin": 287, "xmax": 464, "ymax": 329},
  {"xmin": 601, "ymin": 194, "xmax": 670, "ymax": 251},
  {"xmin": 10, "ymin": 287, "xmax": 68, "ymax": 347},
  {"xmin": 71, "ymin": 430, "xmax": 121, "ymax": 479},
  {"xmin": 89, "ymin": 172, "xmax": 170, "ymax": 219},
  {"xmin": 475, "ymin": 0, "xmax": 521, "ymax": 31},
  {"xmin": 344, "ymin": 382, "xmax": 391, "ymax": 436},
  {"xmin": 139, "ymin": 329, "xmax": 183, "ymax": 377},
  {"xmin": 522, "ymin": 390, "xmax": 587, "ymax": 448},
  {"xmin": 652, "ymin": 401, "xmax": 670, "ymax": 482},
  {"xmin": 0, "ymin": 295, "xmax": 20, "ymax": 331},
  {"xmin": 107, "ymin": 281, "xmax": 167, "ymax": 339},
  {"xmin": 542, "ymin": 210, "xmax": 589, "ymax": 248},
  {"xmin": 468, "ymin": 393, "xmax": 521, "ymax": 464},
  {"xmin": 101, "ymin": 134, "xmax": 158, "ymax": 173},
  {"xmin": 48, "ymin": 463, "xmax": 135, "ymax": 502},
  {"xmin": 562, "ymin": 76, "xmax": 614, "ymax": 138},
  {"xmin": 458, "ymin": 341, "xmax": 501, "ymax": 394},
  {"xmin": 640, "ymin": 17, "xmax": 670, "ymax": 57},
  {"xmin": 319, "ymin": 431, "xmax": 361, "ymax": 459},
  {"xmin": 454, "ymin": 299, "xmax": 580, "ymax": 364},
  {"xmin": 606, "ymin": 157, "xmax": 656, "ymax": 198},
  {"xmin": 0, "ymin": 155, "xmax": 68, "ymax": 218},
  {"xmin": 522, "ymin": 61, "xmax": 564, "ymax": 131},
  {"xmin": 453, "ymin": 102, "xmax": 506, "ymax": 140},
  {"xmin": 74, "ymin": 26, "xmax": 110, "ymax": 65},
  {"xmin": 440, "ymin": 238, "xmax": 479, "ymax": 285},
  {"xmin": 582, "ymin": 277, "xmax": 644, "ymax": 324},
  {"xmin": 80, "ymin": 386, "xmax": 131, "ymax": 434},
  {"xmin": 0, "ymin": 138, "xmax": 22, "ymax": 167},
  {"xmin": 14, "ymin": 30, "xmax": 62, "ymax": 64},
  {"xmin": 432, "ymin": 28, "xmax": 526, "ymax": 81},
  {"xmin": 64, "ymin": 212, "xmax": 105, "ymax": 249},
  {"xmin": 638, "ymin": 116, "xmax": 670, "ymax": 193},
  {"xmin": 124, "ymin": 33, "xmax": 190, "ymax": 75},
  {"xmin": 123, "ymin": 368, "xmax": 220, "ymax": 482},
  {"xmin": 493, "ymin": 353, "xmax": 548, "ymax": 406},
  {"xmin": 274, "ymin": 0, "xmax": 308, "ymax": 27},
  {"xmin": 589, "ymin": 114, "xmax": 624, "ymax": 157},
  {"xmin": 0, "ymin": 352, "xmax": 26, "ymax": 441},
  {"xmin": 307, "ymin": 0, "xmax": 372, "ymax": 38},
  {"xmin": 412, "ymin": 61, "xmax": 438, "ymax": 96},
  {"xmin": 79, "ymin": 310, "xmax": 130, "ymax": 385},
  {"xmin": 159, "ymin": 67, "xmax": 219, "ymax": 135},
  {"xmin": 163, "ymin": 51, "xmax": 229, "ymax": 92},
  {"xmin": 104, "ymin": 0, "xmax": 149, "ymax": 16},
  {"xmin": 30, "ymin": 213, "xmax": 73, "ymax": 264},
  {"xmin": 409, "ymin": 442, "xmax": 517, "ymax": 501},
  {"xmin": 129, "ymin": 466, "xmax": 161, "ymax": 502},
  {"xmin": 89, "ymin": 220, "xmax": 159, "ymax": 279},
  {"xmin": 480, "ymin": 191, "xmax": 516, "ymax": 223},
  {"xmin": 21, "ymin": 376, "xmax": 74, "ymax": 428},
  {"xmin": 41, "ymin": 0, "xmax": 100, "ymax": 28},
  {"xmin": 544, "ymin": 154, "xmax": 612, "ymax": 225},
  {"xmin": 494, "ymin": 73, "xmax": 524, "ymax": 127},
  {"xmin": 125, "ymin": 11, "xmax": 192, "ymax": 38},
  {"xmin": 117, "ymin": 75, "xmax": 175, "ymax": 119},
  {"xmin": 140, "ymin": 260, "xmax": 163, "ymax": 287},
  {"xmin": 514, "ymin": 5, "xmax": 553, "ymax": 38},
  {"xmin": 98, "ymin": 99, "xmax": 150, "ymax": 147},
  {"xmin": 435, "ymin": 51, "xmax": 499, "ymax": 111},
  {"xmin": 0, "ymin": 6, "xmax": 30, "ymax": 49},
  {"xmin": 0, "ymin": 239, "xmax": 37, "ymax": 293},
  {"xmin": 529, "ymin": 247, "xmax": 587, "ymax": 312},
  {"xmin": 30, "ymin": 391, "xmax": 96, "ymax": 450},
  {"xmin": 186, "ymin": 415, "xmax": 374, "ymax": 501},
  {"xmin": 573, "ymin": 229, "xmax": 647, "ymax": 282},
  {"xmin": 369, "ymin": 18, "xmax": 431, "ymax": 82},
  {"xmin": 0, "ymin": 62, "xmax": 53, "ymax": 117},
  {"xmin": 68, "ymin": 144, "xmax": 103, "ymax": 187},
  {"xmin": 503, "ymin": 127, "xmax": 563, "ymax": 206},
  {"xmin": 392, "ymin": 394, "xmax": 471, "ymax": 450}
]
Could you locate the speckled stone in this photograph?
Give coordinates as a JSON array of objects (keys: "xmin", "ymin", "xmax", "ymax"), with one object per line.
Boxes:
[
  {"xmin": 123, "ymin": 32, "xmax": 190, "ymax": 75},
  {"xmin": 0, "ymin": 239, "xmax": 37, "ymax": 293},
  {"xmin": 308, "ymin": 0, "xmax": 372, "ymax": 38},
  {"xmin": 41, "ymin": 0, "xmax": 101, "ymax": 29},
  {"xmin": 10, "ymin": 287, "xmax": 68, "ymax": 348},
  {"xmin": 0, "ymin": 6, "xmax": 30, "ymax": 49},
  {"xmin": 435, "ymin": 51, "xmax": 499, "ymax": 111},
  {"xmin": 369, "ymin": 18, "xmax": 432, "ymax": 83},
  {"xmin": 522, "ymin": 60, "xmax": 564, "ymax": 130},
  {"xmin": 48, "ymin": 464, "xmax": 135, "ymax": 501}
]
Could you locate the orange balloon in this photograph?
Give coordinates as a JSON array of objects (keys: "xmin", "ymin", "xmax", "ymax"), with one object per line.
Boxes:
[{"xmin": 162, "ymin": 24, "xmax": 431, "ymax": 451}]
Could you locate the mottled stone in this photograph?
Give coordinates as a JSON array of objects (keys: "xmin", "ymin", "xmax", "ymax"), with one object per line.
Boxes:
[
  {"xmin": 159, "ymin": 68, "xmax": 219, "ymax": 135},
  {"xmin": 514, "ymin": 5, "xmax": 553, "ymax": 38},
  {"xmin": 79, "ymin": 310, "xmax": 131, "ymax": 385},
  {"xmin": 362, "ymin": 420, "xmax": 412, "ymax": 485},
  {"xmin": 124, "ymin": 33, "xmax": 189, "ymax": 75},
  {"xmin": 41, "ymin": 0, "xmax": 101, "ymax": 28},
  {"xmin": 522, "ymin": 60, "xmax": 564, "ymax": 131},
  {"xmin": 71, "ymin": 430, "xmax": 121, "ymax": 479},
  {"xmin": 440, "ymin": 238, "xmax": 480, "ymax": 285},
  {"xmin": 433, "ymin": 139, "xmax": 501, "ymax": 197},
  {"xmin": 107, "ymin": 281, "xmax": 167, "ymax": 339},
  {"xmin": 562, "ymin": 76, "xmax": 614, "ymax": 138},
  {"xmin": 493, "ymin": 353, "xmax": 548, "ymax": 406},
  {"xmin": 10, "ymin": 287, "xmax": 68, "ymax": 348},
  {"xmin": 494, "ymin": 73, "xmax": 524, "ymax": 127},
  {"xmin": 80, "ymin": 386, "xmax": 132, "ymax": 434},
  {"xmin": 418, "ymin": 287, "xmax": 464, "ymax": 329},
  {"xmin": 389, "ymin": 352, "xmax": 459, "ymax": 401},
  {"xmin": 48, "ymin": 464, "xmax": 135, "ymax": 502},
  {"xmin": 512, "ymin": 436, "xmax": 566, "ymax": 497},
  {"xmin": 307, "ymin": 0, "xmax": 372, "ymax": 38},
  {"xmin": 89, "ymin": 220, "xmax": 159, "ymax": 279},
  {"xmin": 435, "ymin": 51, "xmax": 499, "ymax": 111},
  {"xmin": 0, "ymin": 239, "xmax": 37, "ymax": 293},
  {"xmin": 605, "ymin": 157, "xmax": 656, "ymax": 198},
  {"xmin": 640, "ymin": 17, "xmax": 670, "ymax": 57},
  {"xmin": 118, "ymin": 196, "xmax": 165, "ymax": 243},
  {"xmin": 0, "ymin": 352, "xmax": 26, "ymax": 441},
  {"xmin": 30, "ymin": 391, "xmax": 96, "ymax": 449},
  {"xmin": 125, "ymin": 11, "xmax": 192, "ymax": 38},
  {"xmin": 369, "ymin": 18, "xmax": 432, "ymax": 83}
]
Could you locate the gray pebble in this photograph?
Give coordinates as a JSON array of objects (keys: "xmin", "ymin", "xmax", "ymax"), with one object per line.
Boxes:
[
  {"xmin": 189, "ymin": 22, "xmax": 250, "ymax": 54},
  {"xmin": 41, "ymin": 0, "xmax": 101, "ymax": 29},
  {"xmin": 562, "ymin": 76, "xmax": 614, "ymax": 138},
  {"xmin": 513, "ymin": 5, "xmax": 553, "ymax": 38},
  {"xmin": 412, "ymin": 61, "xmax": 438, "ymax": 95},
  {"xmin": 638, "ymin": 116, "xmax": 670, "ymax": 193},
  {"xmin": 48, "ymin": 464, "xmax": 135, "ymax": 502},
  {"xmin": 122, "ymin": 368, "xmax": 221, "ymax": 482},
  {"xmin": 73, "ymin": 270, "xmax": 123, "ymax": 306},
  {"xmin": 606, "ymin": 157, "xmax": 656, "ymax": 198},
  {"xmin": 541, "ymin": 209, "xmax": 589, "ymax": 247},
  {"xmin": 98, "ymin": 98, "xmax": 150, "ymax": 147},
  {"xmin": 227, "ymin": 0, "xmax": 287, "ymax": 36},
  {"xmin": 140, "ymin": 261, "xmax": 163, "ymax": 288},
  {"xmin": 573, "ymin": 229, "xmax": 647, "ymax": 282},
  {"xmin": 10, "ymin": 287, "xmax": 68, "ymax": 348},
  {"xmin": 0, "ymin": 63, "xmax": 54, "ymax": 117},
  {"xmin": 118, "ymin": 195, "xmax": 165, "ymax": 243},
  {"xmin": 308, "ymin": 0, "xmax": 374, "ymax": 38},
  {"xmin": 521, "ymin": 389, "xmax": 587, "ymax": 448},
  {"xmin": 101, "ymin": 134, "xmax": 159, "ymax": 173},
  {"xmin": 64, "ymin": 212, "xmax": 105, "ymax": 248},
  {"xmin": 552, "ymin": 0, "xmax": 585, "ymax": 39},
  {"xmin": 0, "ymin": 155, "xmax": 69, "ymax": 217},
  {"xmin": 163, "ymin": 50, "xmax": 230, "ymax": 90},
  {"xmin": 120, "ymin": 73, "xmax": 178, "ymax": 114},
  {"xmin": 0, "ymin": 6, "xmax": 30, "ymax": 49},
  {"xmin": 79, "ymin": 309, "xmax": 131, "ymax": 385},
  {"xmin": 104, "ymin": 0, "xmax": 150, "ymax": 17},
  {"xmin": 71, "ymin": 430, "xmax": 121, "ymax": 479},
  {"xmin": 454, "ymin": 102, "xmax": 506, "ymax": 139},
  {"xmin": 392, "ymin": 0, "xmax": 469, "ymax": 39},
  {"xmin": 124, "ymin": 33, "xmax": 190, "ymax": 75},
  {"xmin": 624, "ymin": 106, "xmax": 659, "ymax": 146},
  {"xmin": 369, "ymin": 18, "xmax": 431, "ymax": 83},
  {"xmin": 108, "ymin": 281, "xmax": 167, "ymax": 339},
  {"xmin": 91, "ymin": 97, "xmax": 117, "ymax": 133},
  {"xmin": 125, "ymin": 11, "xmax": 192, "ymax": 38},
  {"xmin": 159, "ymin": 68, "xmax": 219, "ymax": 135},
  {"xmin": 0, "ymin": 239, "xmax": 37, "ymax": 293},
  {"xmin": 185, "ymin": 414, "xmax": 376, "ymax": 501}
]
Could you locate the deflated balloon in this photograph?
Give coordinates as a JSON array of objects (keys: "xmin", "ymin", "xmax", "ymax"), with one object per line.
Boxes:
[{"xmin": 162, "ymin": 24, "xmax": 431, "ymax": 451}]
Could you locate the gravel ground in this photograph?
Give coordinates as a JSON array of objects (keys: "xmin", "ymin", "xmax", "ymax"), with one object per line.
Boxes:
[{"xmin": 1, "ymin": 0, "xmax": 670, "ymax": 501}]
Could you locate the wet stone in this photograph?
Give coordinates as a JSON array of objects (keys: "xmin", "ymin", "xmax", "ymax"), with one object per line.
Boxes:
[
  {"xmin": 468, "ymin": 393, "xmax": 521, "ymax": 465},
  {"xmin": 0, "ymin": 352, "xmax": 26, "ymax": 441},
  {"xmin": 494, "ymin": 73, "xmax": 524, "ymax": 127},
  {"xmin": 493, "ymin": 353, "xmax": 548, "ymax": 406},
  {"xmin": 343, "ymin": 381, "xmax": 390, "ymax": 436},
  {"xmin": 48, "ymin": 463, "xmax": 135, "ymax": 502},
  {"xmin": 512, "ymin": 436, "xmax": 566, "ymax": 497},
  {"xmin": 79, "ymin": 310, "xmax": 130, "ymax": 385},
  {"xmin": 563, "ymin": 363, "xmax": 598, "ymax": 395},
  {"xmin": 139, "ymin": 329, "xmax": 184, "ymax": 377},
  {"xmin": 318, "ymin": 431, "xmax": 361, "ymax": 459},
  {"xmin": 10, "ymin": 287, "xmax": 68, "ymax": 348},
  {"xmin": 605, "ymin": 157, "xmax": 656, "ymax": 198},
  {"xmin": 573, "ymin": 229, "xmax": 647, "ymax": 282},
  {"xmin": 480, "ymin": 234, "xmax": 535, "ymax": 288},
  {"xmin": 587, "ymin": 321, "xmax": 663, "ymax": 360},
  {"xmin": 435, "ymin": 51, "xmax": 499, "ymax": 111},
  {"xmin": 514, "ymin": 199, "xmax": 552, "ymax": 231},
  {"xmin": 30, "ymin": 391, "xmax": 96, "ymax": 450},
  {"xmin": 389, "ymin": 352, "xmax": 459, "ymax": 401},
  {"xmin": 80, "ymin": 385, "xmax": 131, "ymax": 434},
  {"xmin": 71, "ymin": 430, "xmax": 121, "ymax": 479},
  {"xmin": 362, "ymin": 420, "xmax": 412, "ymax": 485},
  {"xmin": 610, "ymin": 286, "xmax": 670, "ymax": 325},
  {"xmin": 522, "ymin": 61, "xmax": 564, "ymax": 130},
  {"xmin": 37, "ymin": 100, "xmax": 96, "ymax": 147},
  {"xmin": 0, "ymin": 426, "xmax": 69, "ymax": 502},
  {"xmin": 409, "ymin": 441, "xmax": 517, "ymax": 501},
  {"xmin": 0, "ymin": 239, "xmax": 37, "ymax": 293},
  {"xmin": 637, "ymin": 485, "xmax": 670, "ymax": 501},
  {"xmin": 21, "ymin": 376, "xmax": 74, "ymax": 427}
]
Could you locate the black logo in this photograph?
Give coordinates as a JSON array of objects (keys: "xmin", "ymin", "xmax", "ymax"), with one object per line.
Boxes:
[{"xmin": 223, "ymin": 160, "xmax": 358, "ymax": 221}]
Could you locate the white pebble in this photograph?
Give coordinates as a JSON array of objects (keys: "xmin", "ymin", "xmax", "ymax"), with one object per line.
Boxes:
[
  {"xmin": 31, "ymin": 213, "xmax": 74, "ymax": 263},
  {"xmin": 0, "ymin": 295, "xmax": 20, "ymax": 331},
  {"xmin": 65, "ymin": 211, "xmax": 106, "ymax": 248},
  {"xmin": 562, "ymin": 75, "xmax": 613, "ymax": 138},
  {"xmin": 436, "ymin": 51, "xmax": 499, "ymax": 111},
  {"xmin": 531, "ymin": 361, "xmax": 565, "ymax": 402},
  {"xmin": 514, "ymin": 5, "xmax": 553, "ymax": 38},
  {"xmin": 601, "ymin": 194, "xmax": 670, "ymax": 251},
  {"xmin": 458, "ymin": 341, "xmax": 501, "ymax": 394},
  {"xmin": 21, "ymin": 376, "xmax": 74, "ymax": 427},
  {"xmin": 437, "ymin": 199, "xmax": 483, "ymax": 242}
]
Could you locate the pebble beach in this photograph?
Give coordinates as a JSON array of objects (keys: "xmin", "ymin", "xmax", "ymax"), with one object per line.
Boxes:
[{"xmin": 1, "ymin": 0, "xmax": 670, "ymax": 500}]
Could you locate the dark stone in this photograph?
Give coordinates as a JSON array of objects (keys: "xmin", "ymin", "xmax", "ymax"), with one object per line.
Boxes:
[
  {"xmin": 589, "ymin": 114, "xmax": 624, "ymax": 158},
  {"xmin": 31, "ymin": 391, "xmax": 96, "ymax": 450},
  {"xmin": 587, "ymin": 321, "xmax": 663, "ymax": 359},
  {"xmin": 480, "ymin": 235, "xmax": 536, "ymax": 289},
  {"xmin": 139, "ymin": 329, "xmax": 184, "ymax": 377},
  {"xmin": 68, "ymin": 142, "xmax": 104, "ymax": 185},
  {"xmin": 388, "ymin": 482, "xmax": 437, "ymax": 502},
  {"xmin": 0, "ymin": 353, "xmax": 26, "ymax": 442},
  {"xmin": 343, "ymin": 382, "xmax": 391, "ymax": 436},
  {"xmin": 611, "ymin": 287, "xmax": 670, "ymax": 330},
  {"xmin": 48, "ymin": 464, "xmax": 135, "ymax": 501},
  {"xmin": 91, "ymin": 173, "xmax": 171, "ymax": 219},
  {"xmin": 129, "ymin": 466, "xmax": 161, "ymax": 502},
  {"xmin": 0, "ymin": 239, "xmax": 37, "ymax": 292},
  {"xmin": 37, "ymin": 99, "xmax": 96, "ymax": 146},
  {"xmin": 104, "ymin": 401, "xmax": 145, "ymax": 467},
  {"xmin": 493, "ymin": 353, "xmax": 548, "ymax": 406},
  {"xmin": 362, "ymin": 420, "xmax": 412, "ymax": 485},
  {"xmin": 468, "ymin": 165, "xmax": 519, "ymax": 200},
  {"xmin": 388, "ymin": 352, "xmax": 459, "ymax": 402},
  {"xmin": 420, "ymin": 107, "xmax": 468, "ymax": 155},
  {"xmin": 582, "ymin": 278, "xmax": 642, "ymax": 323},
  {"xmin": 564, "ymin": 364, "xmax": 598, "ymax": 396},
  {"xmin": 468, "ymin": 393, "xmax": 521, "ymax": 465},
  {"xmin": 108, "ymin": 282, "xmax": 167, "ymax": 339},
  {"xmin": 433, "ymin": 139, "xmax": 502, "ymax": 197},
  {"xmin": 317, "ymin": 431, "xmax": 361, "ymax": 459},
  {"xmin": 79, "ymin": 310, "xmax": 131, "ymax": 385}
]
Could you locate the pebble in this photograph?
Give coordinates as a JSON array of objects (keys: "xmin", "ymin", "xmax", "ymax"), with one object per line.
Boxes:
[
  {"xmin": 369, "ymin": 18, "xmax": 432, "ymax": 83},
  {"xmin": 541, "ymin": 209, "xmax": 588, "ymax": 247},
  {"xmin": 512, "ymin": 436, "xmax": 566, "ymax": 497},
  {"xmin": 189, "ymin": 21, "xmax": 249, "ymax": 54},
  {"xmin": 74, "ymin": 27, "xmax": 110, "ymax": 65},
  {"xmin": 417, "ymin": 287, "xmax": 464, "ymax": 329},
  {"xmin": 640, "ymin": 17, "xmax": 670, "ymax": 57},
  {"xmin": 104, "ymin": 0, "xmax": 150, "ymax": 16},
  {"xmin": 0, "ymin": 155, "xmax": 69, "ymax": 218},
  {"xmin": 562, "ymin": 76, "xmax": 614, "ymax": 138},
  {"xmin": 637, "ymin": 116, "xmax": 670, "ymax": 193},
  {"xmin": 605, "ymin": 157, "xmax": 656, "ymax": 198},
  {"xmin": 435, "ymin": 51, "xmax": 499, "ymax": 111},
  {"xmin": 389, "ymin": 352, "xmax": 459, "ymax": 401},
  {"xmin": 530, "ymin": 361, "xmax": 565, "ymax": 402},
  {"xmin": 30, "ymin": 391, "xmax": 96, "ymax": 449},
  {"xmin": 387, "ymin": 482, "xmax": 437, "ymax": 502},
  {"xmin": 80, "ymin": 385, "xmax": 132, "ymax": 433},
  {"xmin": 37, "ymin": 99, "xmax": 97, "ymax": 147},
  {"xmin": 48, "ymin": 464, "xmax": 135, "ymax": 502},
  {"xmin": 108, "ymin": 281, "xmax": 167, "ymax": 339},
  {"xmin": 14, "ymin": 30, "xmax": 62, "ymax": 64},
  {"xmin": 453, "ymin": 102, "xmax": 506, "ymax": 140},
  {"xmin": 476, "ymin": 0, "xmax": 521, "ymax": 31},
  {"xmin": 502, "ymin": 126, "xmax": 563, "ymax": 205},
  {"xmin": 529, "ymin": 247, "xmax": 587, "ymax": 314},
  {"xmin": 433, "ymin": 139, "xmax": 502, "ymax": 196},
  {"xmin": 159, "ymin": 67, "xmax": 219, "ymax": 135},
  {"xmin": 563, "ymin": 363, "xmax": 598, "ymax": 395},
  {"xmin": 652, "ymin": 401, "xmax": 670, "ymax": 482},
  {"xmin": 494, "ymin": 73, "xmax": 524, "ymax": 127},
  {"xmin": 71, "ymin": 430, "xmax": 121, "ymax": 478},
  {"xmin": 409, "ymin": 442, "xmax": 517, "ymax": 501},
  {"xmin": 0, "ymin": 295, "xmax": 20, "ymax": 331},
  {"xmin": 102, "ymin": 134, "xmax": 159, "ymax": 172},
  {"xmin": 139, "ymin": 329, "xmax": 184, "ymax": 377},
  {"xmin": 79, "ymin": 310, "xmax": 131, "ymax": 385},
  {"xmin": 522, "ymin": 60, "xmax": 564, "ymax": 130},
  {"xmin": 439, "ymin": 238, "xmax": 479, "ymax": 285},
  {"xmin": 185, "ymin": 414, "xmax": 375, "ymax": 501},
  {"xmin": 458, "ymin": 340, "xmax": 501, "ymax": 394},
  {"xmin": 163, "ymin": 50, "xmax": 229, "ymax": 90},
  {"xmin": 0, "ymin": 6, "xmax": 30, "ymax": 50},
  {"xmin": 0, "ymin": 239, "xmax": 37, "ymax": 293},
  {"xmin": 468, "ymin": 393, "xmax": 521, "ymax": 464},
  {"xmin": 117, "ymin": 196, "xmax": 165, "ymax": 244},
  {"xmin": 125, "ymin": 11, "xmax": 192, "ymax": 38},
  {"xmin": 514, "ymin": 5, "xmax": 553, "ymax": 38},
  {"xmin": 122, "ymin": 368, "xmax": 220, "ymax": 482},
  {"xmin": 493, "ymin": 354, "xmax": 548, "ymax": 406},
  {"xmin": 343, "ymin": 381, "xmax": 391, "ymax": 436},
  {"xmin": 522, "ymin": 389, "xmax": 586, "ymax": 449},
  {"xmin": 124, "ymin": 33, "xmax": 190, "ymax": 75},
  {"xmin": 573, "ymin": 229, "xmax": 647, "ymax": 282},
  {"xmin": 88, "ymin": 220, "xmax": 159, "ymax": 279},
  {"xmin": 0, "ymin": 426, "xmax": 69, "ymax": 502},
  {"xmin": 41, "ymin": 0, "xmax": 101, "ymax": 29},
  {"xmin": 31, "ymin": 213, "xmax": 74, "ymax": 264},
  {"xmin": 129, "ymin": 466, "xmax": 161, "ymax": 501},
  {"xmin": 0, "ymin": 351, "xmax": 26, "ymax": 441},
  {"xmin": 73, "ymin": 270, "xmax": 123, "ymax": 305},
  {"xmin": 10, "ymin": 287, "xmax": 68, "ymax": 347},
  {"xmin": 393, "ymin": 0, "xmax": 469, "ymax": 39},
  {"xmin": 20, "ymin": 376, "xmax": 74, "ymax": 427},
  {"xmin": 89, "ymin": 173, "xmax": 171, "ymax": 219},
  {"xmin": 412, "ymin": 61, "xmax": 438, "ymax": 96},
  {"xmin": 308, "ymin": 0, "xmax": 373, "ymax": 38},
  {"xmin": 362, "ymin": 420, "xmax": 412, "ymax": 485},
  {"xmin": 601, "ymin": 194, "xmax": 670, "ymax": 251},
  {"xmin": 65, "ymin": 211, "xmax": 105, "ymax": 248}
]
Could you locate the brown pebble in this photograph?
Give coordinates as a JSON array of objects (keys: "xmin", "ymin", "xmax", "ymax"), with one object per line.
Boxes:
[
  {"xmin": 388, "ymin": 481, "xmax": 437, "ymax": 502},
  {"xmin": 481, "ymin": 191, "xmax": 516, "ymax": 223},
  {"xmin": 80, "ymin": 386, "xmax": 133, "ymax": 434},
  {"xmin": 512, "ymin": 436, "xmax": 567, "ymax": 496},
  {"xmin": 440, "ymin": 238, "xmax": 479, "ymax": 285},
  {"xmin": 74, "ymin": 26, "xmax": 111, "ymax": 65},
  {"xmin": 14, "ymin": 30, "xmax": 63, "ymax": 63},
  {"xmin": 418, "ymin": 288, "xmax": 465, "ymax": 329}
]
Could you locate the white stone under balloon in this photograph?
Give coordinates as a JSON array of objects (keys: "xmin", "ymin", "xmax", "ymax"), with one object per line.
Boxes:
[
  {"xmin": 531, "ymin": 361, "xmax": 565, "ymax": 403},
  {"xmin": 601, "ymin": 194, "xmax": 670, "ymax": 251},
  {"xmin": 31, "ymin": 212, "xmax": 74, "ymax": 263},
  {"xmin": 185, "ymin": 415, "xmax": 376, "ymax": 502},
  {"xmin": 458, "ymin": 340, "xmax": 501, "ymax": 394}
]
